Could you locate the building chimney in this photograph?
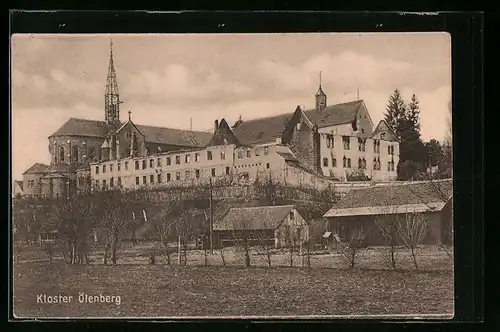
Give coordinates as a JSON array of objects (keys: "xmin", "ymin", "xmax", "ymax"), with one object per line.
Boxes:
[{"xmin": 214, "ymin": 120, "xmax": 219, "ymax": 133}]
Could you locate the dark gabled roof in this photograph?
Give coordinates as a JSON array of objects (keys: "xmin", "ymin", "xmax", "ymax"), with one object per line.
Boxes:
[
  {"xmin": 50, "ymin": 117, "xmax": 212, "ymax": 147},
  {"xmin": 232, "ymin": 113, "xmax": 291, "ymax": 145},
  {"xmin": 214, "ymin": 205, "xmax": 296, "ymax": 231},
  {"xmin": 134, "ymin": 124, "xmax": 213, "ymax": 147},
  {"xmin": 231, "ymin": 100, "xmax": 364, "ymax": 146},
  {"xmin": 49, "ymin": 118, "xmax": 112, "ymax": 138},
  {"xmin": 303, "ymin": 100, "xmax": 363, "ymax": 129},
  {"xmin": 332, "ymin": 180, "xmax": 452, "ymax": 210},
  {"xmin": 23, "ymin": 163, "xmax": 50, "ymax": 175},
  {"xmin": 206, "ymin": 119, "xmax": 241, "ymax": 147}
]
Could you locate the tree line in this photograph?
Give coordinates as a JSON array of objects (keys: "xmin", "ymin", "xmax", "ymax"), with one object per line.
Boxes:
[{"xmin": 384, "ymin": 89, "xmax": 452, "ymax": 180}]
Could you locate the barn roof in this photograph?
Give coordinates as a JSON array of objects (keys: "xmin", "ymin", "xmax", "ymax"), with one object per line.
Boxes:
[
  {"xmin": 214, "ymin": 205, "xmax": 296, "ymax": 231},
  {"xmin": 323, "ymin": 179, "xmax": 453, "ymax": 217}
]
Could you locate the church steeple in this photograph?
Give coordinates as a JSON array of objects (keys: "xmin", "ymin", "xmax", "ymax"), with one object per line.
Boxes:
[
  {"xmin": 105, "ymin": 38, "xmax": 121, "ymax": 126},
  {"xmin": 315, "ymin": 71, "xmax": 327, "ymax": 111}
]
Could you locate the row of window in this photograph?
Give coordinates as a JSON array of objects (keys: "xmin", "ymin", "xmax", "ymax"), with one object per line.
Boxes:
[
  {"xmin": 95, "ymin": 147, "xmax": 273, "ymax": 175},
  {"xmin": 55, "ymin": 145, "xmax": 98, "ymax": 163},
  {"xmin": 322, "ymin": 156, "xmax": 396, "ymax": 171},
  {"xmin": 325, "ymin": 135, "xmax": 394, "ymax": 154}
]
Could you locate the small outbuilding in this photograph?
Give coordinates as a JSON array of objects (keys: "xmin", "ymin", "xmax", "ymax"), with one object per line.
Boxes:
[
  {"xmin": 323, "ymin": 179, "xmax": 453, "ymax": 246},
  {"xmin": 214, "ymin": 205, "xmax": 309, "ymax": 248}
]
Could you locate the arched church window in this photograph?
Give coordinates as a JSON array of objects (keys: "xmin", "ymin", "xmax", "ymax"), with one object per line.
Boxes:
[
  {"xmin": 59, "ymin": 146, "xmax": 65, "ymax": 162},
  {"xmin": 72, "ymin": 145, "xmax": 79, "ymax": 163}
]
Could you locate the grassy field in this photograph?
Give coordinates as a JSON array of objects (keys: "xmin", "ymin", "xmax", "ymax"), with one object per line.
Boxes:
[{"xmin": 13, "ymin": 262, "xmax": 454, "ymax": 319}]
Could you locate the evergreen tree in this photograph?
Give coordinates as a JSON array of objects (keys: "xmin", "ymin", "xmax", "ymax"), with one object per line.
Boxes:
[
  {"xmin": 384, "ymin": 89, "xmax": 407, "ymax": 138},
  {"xmin": 407, "ymin": 94, "xmax": 421, "ymax": 133}
]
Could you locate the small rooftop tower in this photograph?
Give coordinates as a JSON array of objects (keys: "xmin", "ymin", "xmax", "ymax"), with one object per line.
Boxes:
[{"xmin": 315, "ymin": 71, "xmax": 327, "ymax": 111}]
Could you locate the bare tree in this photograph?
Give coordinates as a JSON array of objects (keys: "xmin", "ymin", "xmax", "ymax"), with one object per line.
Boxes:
[
  {"xmin": 375, "ymin": 214, "xmax": 399, "ymax": 270},
  {"xmin": 171, "ymin": 204, "xmax": 205, "ymax": 266},
  {"xmin": 396, "ymin": 212, "xmax": 428, "ymax": 271},
  {"xmin": 231, "ymin": 229, "xmax": 251, "ymax": 268},
  {"xmin": 254, "ymin": 230, "xmax": 274, "ymax": 267},
  {"xmin": 337, "ymin": 228, "xmax": 366, "ymax": 269}
]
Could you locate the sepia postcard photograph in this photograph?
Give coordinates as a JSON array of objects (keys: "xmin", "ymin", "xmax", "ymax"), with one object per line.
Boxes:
[{"xmin": 11, "ymin": 32, "xmax": 453, "ymax": 319}]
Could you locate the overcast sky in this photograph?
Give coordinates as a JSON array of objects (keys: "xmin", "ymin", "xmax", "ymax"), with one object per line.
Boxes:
[{"xmin": 11, "ymin": 33, "xmax": 451, "ymax": 181}]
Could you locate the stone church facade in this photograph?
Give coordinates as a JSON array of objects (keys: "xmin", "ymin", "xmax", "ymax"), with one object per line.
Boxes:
[{"xmin": 21, "ymin": 41, "xmax": 400, "ymax": 198}]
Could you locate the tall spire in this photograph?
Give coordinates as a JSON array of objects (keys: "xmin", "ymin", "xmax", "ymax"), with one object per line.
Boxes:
[{"xmin": 105, "ymin": 37, "xmax": 120, "ymax": 126}]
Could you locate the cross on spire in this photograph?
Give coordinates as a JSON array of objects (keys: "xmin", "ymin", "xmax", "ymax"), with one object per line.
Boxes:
[
  {"xmin": 319, "ymin": 71, "xmax": 322, "ymax": 86},
  {"xmin": 128, "ymin": 110, "xmax": 131, "ymax": 121}
]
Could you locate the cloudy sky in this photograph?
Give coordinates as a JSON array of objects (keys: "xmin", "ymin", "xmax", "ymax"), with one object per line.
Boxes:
[{"xmin": 11, "ymin": 33, "xmax": 451, "ymax": 181}]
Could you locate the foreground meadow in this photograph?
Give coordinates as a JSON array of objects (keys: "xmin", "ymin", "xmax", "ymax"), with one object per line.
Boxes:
[{"xmin": 13, "ymin": 262, "xmax": 453, "ymax": 318}]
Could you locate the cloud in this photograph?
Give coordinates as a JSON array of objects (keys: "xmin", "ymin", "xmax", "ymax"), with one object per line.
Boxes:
[{"xmin": 122, "ymin": 64, "xmax": 252, "ymax": 101}]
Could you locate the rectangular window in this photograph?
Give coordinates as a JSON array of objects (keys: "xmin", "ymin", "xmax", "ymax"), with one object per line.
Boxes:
[
  {"xmin": 95, "ymin": 180, "xmax": 99, "ymax": 188},
  {"xmin": 266, "ymin": 163, "xmax": 270, "ymax": 169},
  {"xmin": 157, "ymin": 174, "xmax": 162, "ymax": 183},
  {"xmin": 175, "ymin": 156, "xmax": 181, "ymax": 165},
  {"xmin": 185, "ymin": 154, "xmax": 190, "ymax": 163},
  {"xmin": 332, "ymin": 158, "xmax": 337, "ymax": 167},
  {"xmin": 150, "ymin": 159, "xmax": 154, "ymax": 168},
  {"xmin": 143, "ymin": 176, "xmax": 147, "ymax": 184},
  {"xmin": 342, "ymin": 136, "xmax": 350, "ymax": 150},
  {"xmin": 343, "ymin": 157, "xmax": 347, "ymax": 168},
  {"xmin": 246, "ymin": 150, "xmax": 251, "ymax": 158},
  {"xmin": 117, "ymin": 163, "xmax": 121, "ymax": 171},
  {"xmin": 185, "ymin": 170, "xmax": 190, "ymax": 179},
  {"xmin": 125, "ymin": 161, "xmax": 128, "ymax": 170},
  {"xmin": 211, "ymin": 168, "xmax": 216, "ymax": 177},
  {"xmin": 225, "ymin": 166, "xmax": 230, "ymax": 175},
  {"xmin": 103, "ymin": 179, "xmax": 107, "ymax": 188},
  {"xmin": 195, "ymin": 153, "xmax": 200, "ymax": 162},
  {"xmin": 110, "ymin": 177, "xmax": 114, "ymax": 187},
  {"xmin": 323, "ymin": 158, "xmax": 329, "ymax": 167},
  {"xmin": 142, "ymin": 160, "xmax": 147, "ymax": 169},
  {"xmin": 255, "ymin": 148, "xmax": 261, "ymax": 156},
  {"xmin": 207, "ymin": 151, "xmax": 213, "ymax": 160},
  {"xmin": 176, "ymin": 172, "xmax": 180, "ymax": 181},
  {"xmin": 195, "ymin": 169, "xmax": 200, "ymax": 179},
  {"xmin": 118, "ymin": 177, "xmax": 122, "ymax": 186},
  {"xmin": 358, "ymin": 138, "xmax": 366, "ymax": 152},
  {"xmin": 136, "ymin": 177, "xmax": 139, "ymax": 185},
  {"xmin": 290, "ymin": 211, "xmax": 295, "ymax": 220},
  {"xmin": 264, "ymin": 147, "xmax": 269, "ymax": 155},
  {"xmin": 237, "ymin": 150, "xmax": 243, "ymax": 159},
  {"xmin": 95, "ymin": 166, "xmax": 99, "ymax": 174},
  {"xmin": 103, "ymin": 165, "xmax": 106, "ymax": 173},
  {"xmin": 110, "ymin": 164, "xmax": 113, "ymax": 172},
  {"xmin": 150, "ymin": 175, "xmax": 154, "ymax": 183},
  {"xmin": 326, "ymin": 134, "xmax": 334, "ymax": 148},
  {"xmin": 167, "ymin": 173, "xmax": 171, "ymax": 182},
  {"xmin": 135, "ymin": 161, "xmax": 139, "ymax": 170},
  {"xmin": 347, "ymin": 158, "xmax": 351, "ymax": 168},
  {"xmin": 374, "ymin": 140, "xmax": 380, "ymax": 153},
  {"xmin": 221, "ymin": 150, "xmax": 226, "ymax": 160},
  {"xmin": 166, "ymin": 157, "xmax": 171, "ymax": 166}
]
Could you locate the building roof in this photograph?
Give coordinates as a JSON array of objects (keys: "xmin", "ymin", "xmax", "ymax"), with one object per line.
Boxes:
[
  {"xmin": 214, "ymin": 205, "xmax": 296, "ymax": 231},
  {"xmin": 303, "ymin": 100, "xmax": 363, "ymax": 129},
  {"xmin": 135, "ymin": 124, "xmax": 213, "ymax": 147},
  {"xmin": 23, "ymin": 163, "xmax": 50, "ymax": 175},
  {"xmin": 371, "ymin": 119, "xmax": 399, "ymax": 141},
  {"xmin": 14, "ymin": 180, "xmax": 23, "ymax": 190},
  {"xmin": 49, "ymin": 117, "xmax": 213, "ymax": 148},
  {"xmin": 232, "ymin": 113, "xmax": 291, "ymax": 145},
  {"xmin": 50, "ymin": 118, "xmax": 113, "ymax": 138},
  {"xmin": 323, "ymin": 179, "xmax": 453, "ymax": 217},
  {"xmin": 231, "ymin": 100, "xmax": 364, "ymax": 146}
]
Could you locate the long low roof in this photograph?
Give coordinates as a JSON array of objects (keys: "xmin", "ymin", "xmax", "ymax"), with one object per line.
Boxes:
[
  {"xmin": 323, "ymin": 179, "xmax": 452, "ymax": 218},
  {"xmin": 215, "ymin": 205, "xmax": 295, "ymax": 231}
]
